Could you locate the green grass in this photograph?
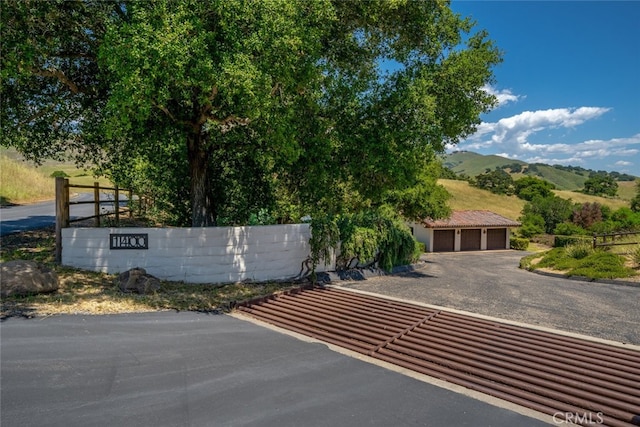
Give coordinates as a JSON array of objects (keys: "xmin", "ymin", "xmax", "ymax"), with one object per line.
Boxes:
[
  {"xmin": 444, "ymin": 152, "xmax": 527, "ymax": 178},
  {"xmin": 523, "ymin": 246, "xmax": 637, "ymax": 280}
]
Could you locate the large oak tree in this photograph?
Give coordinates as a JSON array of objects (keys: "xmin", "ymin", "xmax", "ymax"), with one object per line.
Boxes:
[{"xmin": 2, "ymin": 0, "xmax": 502, "ymax": 226}]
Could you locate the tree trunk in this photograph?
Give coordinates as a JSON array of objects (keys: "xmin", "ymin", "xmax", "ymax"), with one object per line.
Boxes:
[{"xmin": 187, "ymin": 133, "xmax": 215, "ymax": 227}]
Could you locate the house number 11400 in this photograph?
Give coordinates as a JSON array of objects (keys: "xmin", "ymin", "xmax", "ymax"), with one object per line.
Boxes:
[{"xmin": 109, "ymin": 233, "xmax": 149, "ymax": 250}]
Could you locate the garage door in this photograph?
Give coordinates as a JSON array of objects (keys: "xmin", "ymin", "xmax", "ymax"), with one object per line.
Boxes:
[
  {"xmin": 460, "ymin": 229, "xmax": 481, "ymax": 251},
  {"xmin": 487, "ymin": 228, "xmax": 507, "ymax": 250},
  {"xmin": 433, "ymin": 230, "xmax": 455, "ymax": 252}
]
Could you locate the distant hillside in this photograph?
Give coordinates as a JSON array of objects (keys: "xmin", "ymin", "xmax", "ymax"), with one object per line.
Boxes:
[
  {"xmin": 443, "ymin": 151, "xmax": 638, "ymax": 191},
  {"xmin": 438, "ymin": 178, "xmax": 630, "ymax": 220}
]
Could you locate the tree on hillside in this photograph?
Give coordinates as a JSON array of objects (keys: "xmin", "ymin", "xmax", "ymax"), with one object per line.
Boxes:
[
  {"xmin": 582, "ymin": 174, "xmax": 618, "ymax": 197},
  {"xmin": 630, "ymin": 181, "xmax": 640, "ymax": 213},
  {"xmin": 2, "ymin": 0, "xmax": 502, "ymax": 226},
  {"xmin": 473, "ymin": 168, "xmax": 514, "ymax": 195},
  {"xmin": 514, "ymin": 176, "xmax": 555, "ymax": 201}
]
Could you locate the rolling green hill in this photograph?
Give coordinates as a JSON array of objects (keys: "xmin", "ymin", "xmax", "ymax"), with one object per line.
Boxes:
[
  {"xmin": 443, "ymin": 151, "xmax": 638, "ymax": 192},
  {"xmin": 442, "ymin": 151, "xmax": 527, "ymax": 178},
  {"xmin": 438, "ymin": 179, "xmax": 630, "ymax": 220}
]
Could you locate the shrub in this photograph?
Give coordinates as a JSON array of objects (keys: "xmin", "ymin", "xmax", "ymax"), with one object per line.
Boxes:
[
  {"xmin": 536, "ymin": 247, "xmax": 578, "ymax": 270},
  {"xmin": 564, "ymin": 241, "xmax": 593, "ymax": 260},
  {"xmin": 553, "ymin": 222, "xmax": 588, "ymax": 236},
  {"xmin": 518, "ymin": 213, "xmax": 545, "ymax": 238},
  {"xmin": 554, "ymin": 235, "xmax": 592, "ymax": 248},
  {"xmin": 310, "ymin": 206, "xmax": 420, "ymax": 273},
  {"xmin": 533, "ymin": 247, "xmax": 636, "ymax": 280},
  {"xmin": 510, "ymin": 237, "xmax": 529, "ymax": 251},
  {"xmin": 50, "ymin": 170, "xmax": 69, "ymax": 178},
  {"xmin": 611, "ymin": 207, "xmax": 640, "ymax": 231},
  {"xmin": 572, "ymin": 202, "xmax": 603, "ymax": 229},
  {"xmin": 630, "ymin": 245, "xmax": 640, "ymax": 267},
  {"xmin": 568, "ymin": 251, "xmax": 635, "ymax": 279},
  {"xmin": 522, "ymin": 195, "xmax": 573, "ymax": 234}
]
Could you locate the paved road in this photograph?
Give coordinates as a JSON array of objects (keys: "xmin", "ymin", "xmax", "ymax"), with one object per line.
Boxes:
[
  {"xmin": 2, "ymin": 251, "xmax": 637, "ymax": 426},
  {"xmin": 0, "ymin": 312, "xmax": 548, "ymax": 427},
  {"xmin": 0, "ymin": 193, "xmax": 129, "ymax": 236},
  {"xmin": 338, "ymin": 250, "xmax": 640, "ymax": 345}
]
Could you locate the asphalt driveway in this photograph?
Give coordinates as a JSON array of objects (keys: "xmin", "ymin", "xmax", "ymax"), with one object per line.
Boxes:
[
  {"xmin": 1, "ymin": 312, "xmax": 548, "ymax": 427},
  {"xmin": 338, "ymin": 250, "xmax": 640, "ymax": 345},
  {"xmin": 2, "ymin": 251, "xmax": 637, "ymax": 427}
]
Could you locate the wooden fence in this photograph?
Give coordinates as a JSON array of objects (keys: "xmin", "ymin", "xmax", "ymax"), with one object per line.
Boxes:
[
  {"xmin": 55, "ymin": 177, "xmax": 143, "ymax": 263},
  {"xmin": 592, "ymin": 230, "xmax": 640, "ymax": 249}
]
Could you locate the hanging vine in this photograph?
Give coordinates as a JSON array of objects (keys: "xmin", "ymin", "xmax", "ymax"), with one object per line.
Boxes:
[{"xmin": 309, "ymin": 206, "xmax": 420, "ymax": 275}]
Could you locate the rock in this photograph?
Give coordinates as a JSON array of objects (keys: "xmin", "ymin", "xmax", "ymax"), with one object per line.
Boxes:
[
  {"xmin": 117, "ymin": 268, "xmax": 160, "ymax": 295},
  {"xmin": 1, "ymin": 260, "xmax": 59, "ymax": 298}
]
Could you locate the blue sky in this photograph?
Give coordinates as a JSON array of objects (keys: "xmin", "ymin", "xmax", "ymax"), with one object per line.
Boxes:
[{"xmin": 448, "ymin": 1, "xmax": 640, "ymax": 175}]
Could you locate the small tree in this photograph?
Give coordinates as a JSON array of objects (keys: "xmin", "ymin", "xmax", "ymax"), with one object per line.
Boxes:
[
  {"xmin": 582, "ymin": 174, "xmax": 618, "ymax": 197},
  {"xmin": 514, "ymin": 176, "xmax": 555, "ymax": 201},
  {"xmin": 572, "ymin": 202, "xmax": 603, "ymax": 229},
  {"xmin": 522, "ymin": 195, "xmax": 573, "ymax": 234},
  {"xmin": 473, "ymin": 169, "xmax": 514, "ymax": 195},
  {"xmin": 518, "ymin": 212, "xmax": 545, "ymax": 238}
]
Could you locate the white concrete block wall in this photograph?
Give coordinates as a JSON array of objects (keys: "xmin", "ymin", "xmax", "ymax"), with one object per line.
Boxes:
[
  {"xmin": 61, "ymin": 224, "xmax": 331, "ymax": 284},
  {"xmin": 409, "ymin": 222, "xmax": 432, "ymax": 252}
]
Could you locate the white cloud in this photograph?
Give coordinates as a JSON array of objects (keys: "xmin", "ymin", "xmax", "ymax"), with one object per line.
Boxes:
[
  {"xmin": 512, "ymin": 135, "xmax": 640, "ymax": 167},
  {"xmin": 473, "ymin": 107, "xmax": 612, "ymax": 148},
  {"xmin": 482, "ymin": 85, "xmax": 521, "ymax": 107},
  {"xmin": 453, "ymin": 103, "xmax": 640, "ymax": 171},
  {"xmin": 615, "ymin": 160, "xmax": 633, "ymax": 167}
]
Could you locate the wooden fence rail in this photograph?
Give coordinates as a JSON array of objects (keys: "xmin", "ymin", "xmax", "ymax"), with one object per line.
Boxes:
[
  {"xmin": 592, "ymin": 230, "xmax": 640, "ymax": 249},
  {"xmin": 55, "ymin": 177, "xmax": 143, "ymax": 263}
]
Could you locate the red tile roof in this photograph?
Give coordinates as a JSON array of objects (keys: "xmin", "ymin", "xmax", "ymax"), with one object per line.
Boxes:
[{"xmin": 421, "ymin": 210, "xmax": 521, "ymax": 229}]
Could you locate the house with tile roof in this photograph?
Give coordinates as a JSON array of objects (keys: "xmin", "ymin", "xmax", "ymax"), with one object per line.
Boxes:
[{"xmin": 409, "ymin": 210, "xmax": 521, "ymax": 252}]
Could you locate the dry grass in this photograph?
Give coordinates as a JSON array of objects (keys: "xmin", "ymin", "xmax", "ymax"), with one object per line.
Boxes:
[
  {"xmin": 0, "ymin": 151, "xmax": 112, "ymax": 206},
  {"xmin": 0, "ymin": 154, "xmax": 54, "ymax": 205},
  {"xmin": 0, "ymin": 227, "xmax": 299, "ymax": 319},
  {"xmin": 552, "ymin": 189, "xmax": 629, "ymax": 210},
  {"xmin": 438, "ymin": 179, "xmax": 525, "ymax": 220},
  {"xmin": 439, "ymin": 179, "xmax": 635, "ymax": 220}
]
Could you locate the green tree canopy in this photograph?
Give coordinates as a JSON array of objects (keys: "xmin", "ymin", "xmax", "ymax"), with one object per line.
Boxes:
[
  {"xmin": 582, "ymin": 174, "xmax": 618, "ymax": 197},
  {"xmin": 514, "ymin": 176, "xmax": 555, "ymax": 201},
  {"xmin": 521, "ymin": 195, "xmax": 574, "ymax": 234},
  {"xmin": 473, "ymin": 168, "xmax": 514, "ymax": 195},
  {"xmin": 2, "ymin": 0, "xmax": 502, "ymax": 226}
]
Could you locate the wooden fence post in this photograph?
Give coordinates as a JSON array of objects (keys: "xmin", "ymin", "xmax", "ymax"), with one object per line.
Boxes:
[
  {"xmin": 55, "ymin": 177, "xmax": 69, "ymax": 264},
  {"xmin": 94, "ymin": 182, "xmax": 100, "ymax": 227},
  {"xmin": 114, "ymin": 185, "xmax": 120, "ymax": 225},
  {"xmin": 128, "ymin": 189, "xmax": 133, "ymax": 218}
]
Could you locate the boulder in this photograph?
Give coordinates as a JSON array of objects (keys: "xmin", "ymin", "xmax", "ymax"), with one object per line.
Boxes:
[
  {"xmin": 1, "ymin": 260, "xmax": 59, "ymax": 298},
  {"xmin": 117, "ymin": 267, "xmax": 160, "ymax": 295}
]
